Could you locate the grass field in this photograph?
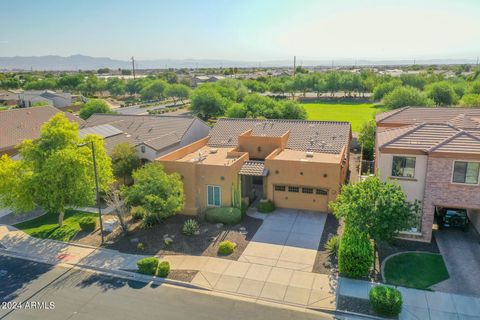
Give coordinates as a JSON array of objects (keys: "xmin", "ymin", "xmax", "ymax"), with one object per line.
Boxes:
[
  {"xmin": 384, "ymin": 252, "xmax": 449, "ymax": 290},
  {"xmin": 302, "ymin": 101, "xmax": 387, "ymax": 132},
  {"xmin": 14, "ymin": 209, "xmax": 97, "ymax": 242}
]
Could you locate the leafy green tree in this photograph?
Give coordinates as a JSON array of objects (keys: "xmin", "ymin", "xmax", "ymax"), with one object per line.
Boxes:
[
  {"xmin": 358, "ymin": 120, "xmax": 376, "ymax": 160},
  {"xmin": 111, "ymin": 142, "xmax": 141, "ymax": 184},
  {"xmin": 279, "ymin": 100, "xmax": 307, "ymax": 119},
  {"xmin": 0, "ymin": 113, "xmax": 113, "ymax": 226},
  {"xmin": 165, "ymin": 83, "xmax": 191, "ymax": 105},
  {"xmin": 330, "ymin": 176, "xmax": 414, "ymax": 244},
  {"xmin": 426, "ymin": 82, "xmax": 458, "ymax": 106},
  {"xmin": 57, "ymin": 74, "xmax": 83, "ymax": 91},
  {"xmin": 140, "ymin": 79, "xmax": 168, "ymax": 100},
  {"xmin": 268, "ymin": 78, "xmax": 286, "ymax": 96},
  {"xmin": 122, "ymin": 163, "xmax": 185, "ymax": 224},
  {"xmin": 400, "ymin": 74, "xmax": 426, "ymax": 90},
  {"xmin": 79, "ymin": 99, "xmax": 112, "ymax": 120},
  {"xmin": 77, "ymin": 75, "xmax": 104, "ymax": 96},
  {"xmin": 190, "ymin": 85, "xmax": 229, "ymax": 120},
  {"xmin": 325, "ymin": 72, "xmax": 340, "ymax": 96},
  {"xmin": 467, "ymin": 80, "xmax": 480, "ymax": 94},
  {"xmin": 383, "ymin": 86, "xmax": 433, "ymax": 109},
  {"xmin": 242, "ymin": 93, "xmax": 281, "ymax": 118},
  {"xmin": 106, "ymin": 78, "xmax": 126, "ymax": 96},
  {"xmin": 225, "ymin": 103, "xmax": 248, "ymax": 118},
  {"xmin": 460, "ymin": 93, "xmax": 480, "ymax": 107},
  {"xmin": 372, "ymin": 80, "xmax": 401, "ymax": 101}
]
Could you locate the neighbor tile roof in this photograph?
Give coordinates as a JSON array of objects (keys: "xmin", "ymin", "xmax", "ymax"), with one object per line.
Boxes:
[
  {"xmin": 208, "ymin": 118, "xmax": 350, "ymax": 154},
  {"xmin": 239, "ymin": 160, "xmax": 268, "ymax": 176},
  {"xmin": 82, "ymin": 114, "xmax": 198, "ymax": 152},
  {"xmin": 0, "ymin": 106, "xmax": 84, "ymax": 153},
  {"xmin": 376, "ymin": 107, "xmax": 480, "ymax": 128}
]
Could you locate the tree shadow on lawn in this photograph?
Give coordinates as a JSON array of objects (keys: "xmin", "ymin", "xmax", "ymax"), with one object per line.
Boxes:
[{"xmin": 105, "ymin": 214, "xmax": 262, "ymax": 261}]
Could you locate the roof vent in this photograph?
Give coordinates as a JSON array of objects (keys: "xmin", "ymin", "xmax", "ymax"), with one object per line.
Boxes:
[
  {"xmin": 209, "ymin": 148, "xmax": 218, "ymax": 154},
  {"xmin": 306, "ymin": 151, "xmax": 314, "ymax": 158}
]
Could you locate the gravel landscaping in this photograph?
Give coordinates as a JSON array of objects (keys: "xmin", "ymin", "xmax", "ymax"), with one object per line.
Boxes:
[
  {"xmin": 106, "ymin": 214, "xmax": 262, "ymax": 260},
  {"xmin": 312, "ymin": 214, "xmax": 344, "ymax": 275}
]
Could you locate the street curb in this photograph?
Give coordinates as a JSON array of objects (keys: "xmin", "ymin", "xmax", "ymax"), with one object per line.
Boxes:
[
  {"xmin": 0, "ymin": 248, "xmax": 209, "ymax": 292},
  {"xmin": 334, "ymin": 309, "xmax": 385, "ymax": 320}
]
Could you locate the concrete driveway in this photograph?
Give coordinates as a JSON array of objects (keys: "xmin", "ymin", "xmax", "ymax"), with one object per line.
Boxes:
[
  {"xmin": 239, "ymin": 209, "xmax": 327, "ymax": 272},
  {"xmin": 432, "ymin": 229, "xmax": 480, "ymax": 296}
]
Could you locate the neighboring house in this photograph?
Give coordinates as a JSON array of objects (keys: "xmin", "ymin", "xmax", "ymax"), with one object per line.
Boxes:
[
  {"xmin": 18, "ymin": 90, "xmax": 86, "ymax": 108},
  {"xmin": 0, "ymin": 91, "xmax": 20, "ymax": 106},
  {"xmin": 376, "ymin": 107, "xmax": 480, "ymax": 242},
  {"xmin": 0, "ymin": 106, "xmax": 85, "ymax": 157},
  {"xmin": 157, "ymin": 118, "xmax": 351, "ymax": 216},
  {"xmin": 191, "ymin": 75, "xmax": 225, "ymax": 87},
  {"xmin": 81, "ymin": 114, "xmax": 210, "ymax": 162}
]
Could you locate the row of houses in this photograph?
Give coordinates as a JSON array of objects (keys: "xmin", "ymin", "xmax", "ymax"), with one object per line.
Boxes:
[
  {"xmin": 0, "ymin": 90, "xmax": 85, "ymax": 108},
  {"xmin": 1, "ymin": 105, "xmax": 479, "ymax": 243}
]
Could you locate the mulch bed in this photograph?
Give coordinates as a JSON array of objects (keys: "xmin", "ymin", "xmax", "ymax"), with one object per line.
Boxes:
[
  {"xmin": 337, "ymin": 295, "xmax": 382, "ymax": 318},
  {"xmin": 312, "ymin": 214, "xmax": 344, "ymax": 275},
  {"xmin": 167, "ymin": 270, "xmax": 198, "ymax": 283},
  {"xmin": 105, "ymin": 214, "xmax": 262, "ymax": 260}
]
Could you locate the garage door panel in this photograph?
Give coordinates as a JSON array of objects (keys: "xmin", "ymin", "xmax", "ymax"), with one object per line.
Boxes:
[{"xmin": 273, "ymin": 190, "xmax": 328, "ymax": 212}]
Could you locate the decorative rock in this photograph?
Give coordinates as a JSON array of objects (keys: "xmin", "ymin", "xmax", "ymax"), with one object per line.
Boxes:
[
  {"xmin": 163, "ymin": 234, "xmax": 169, "ymax": 239},
  {"xmin": 170, "ymin": 235, "xmax": 175, "ymax": 239},
  {"xmin": 130, "ymin": 237, "xmax": 139, "ymax": 243},
  {"xmin": 239, "ymin": 226, "xmax": 246, "ymax": 232},
  {"xmin": 194, "ymin": 230, "xmax": 200, "ymax": 235},
  {"xmin": 216, "ymin": 223, "xmax": 223, "ymax": 228},
  {"xmin": 164, "ymin": 237, "xmax": 173, "ymax": 245},
  {"xmin": 240, "ymin": 231, "xmax": 248, "ymax": 235},
  {"xmin": 201, "ymin": 228, "xmax": 209, "ymax": 233},
  {"xmin": 209, "ymin": 236, "xmax": 217, "ymax": 242}
]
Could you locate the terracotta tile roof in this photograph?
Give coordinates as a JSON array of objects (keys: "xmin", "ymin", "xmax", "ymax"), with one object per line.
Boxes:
[
  {"xmin": 376, "ymin": 107, "xmax": 480, "ymax": 128},
  {"xmin": 377, "ymin": 125, "xmax": 417, "ymax": 147},
  {"xmin": 208, "ymin": 118, "xmax": 351, "ymax": 154},
  {"xmin": 239, "ymin": 160, "xmax": 268, "ymax": 176},
  {"xmin": 430, "ymin": 131, "xmax": 480, "ymax": 155},
  {"xmin": 82, "ymin": 114, "xmax": 198, "ymax": 151},
  {"xmin": 0, "ymin": 106, "xmax": 84, "ymax": 153}
]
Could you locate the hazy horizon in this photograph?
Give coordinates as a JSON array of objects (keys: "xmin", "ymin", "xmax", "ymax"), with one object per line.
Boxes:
[{"xmin": 1, "ymin": 0, "xmax": 479, "ymax": 62}]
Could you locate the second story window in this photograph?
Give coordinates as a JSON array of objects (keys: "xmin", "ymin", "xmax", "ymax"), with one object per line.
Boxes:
[
  {"xmin": 391, "ymin": 156, "xmax": 416, "ymax": 178},
  {"xmin": 141, "ymin": 145, "xmax": 146, "ymax": 153},
  {"xmin": 452, "ymin": 161, "xmax": 480, "ymax": 185}
]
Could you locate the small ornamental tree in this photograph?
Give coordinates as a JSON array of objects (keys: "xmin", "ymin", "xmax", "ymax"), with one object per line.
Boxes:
[
  {"xmin": 358, "ymin": 120, "xmax": 376, "ymax": 161},
  {"xmin": 122, "ymin": 163, "xmax": 185, "ymax": 225},
  {"xmin": 79, "ymin": 99, "xmax": 112, "ymax": 120},
  {"xmin": 330, "ymin": 176, "xmax": 414, "ymax": 244},
  {"xmin": 111, "ymin": 142, "xmax": 141, "ymax": 184},
  {"xmin": 382, "ymin": 86, "xmax": 433, "ymax": 109},
  {"xmin": 165, "ymin": 84, "xmax": 191, "ymax": 105}
]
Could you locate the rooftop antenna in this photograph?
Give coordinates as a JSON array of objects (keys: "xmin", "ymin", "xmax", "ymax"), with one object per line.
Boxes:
[{"xmin": 131, "ymin": 56, "xmax": 136, "ymax": 79}]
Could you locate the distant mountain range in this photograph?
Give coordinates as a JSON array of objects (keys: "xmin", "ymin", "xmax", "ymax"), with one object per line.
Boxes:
[{"xmin": 0, "ymin": 54, "xmax": 478, "ymax": 71}]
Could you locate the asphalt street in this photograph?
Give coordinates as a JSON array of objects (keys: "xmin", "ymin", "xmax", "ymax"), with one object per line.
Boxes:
[{"xmin": 0, "ymin": 255, "xmax": 334, "ymax": 320}]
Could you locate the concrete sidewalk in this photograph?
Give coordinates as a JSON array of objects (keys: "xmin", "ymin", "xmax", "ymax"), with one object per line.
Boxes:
[{"xmin": 338, "ymin": 277, "xmax": 480, "ymax": 319}]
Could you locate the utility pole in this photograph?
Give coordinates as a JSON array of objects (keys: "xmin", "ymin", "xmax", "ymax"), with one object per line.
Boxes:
[
  {"xmin": 476, "ymin": 56, "xmax": 479, "ymax": 67},
  {"xmin": 131, "ymin": 56, "xmax": 136, "ymax": 79},
  {"xmin": 293, "ymin": 56, "xmax": 296, "ymax": 77}
]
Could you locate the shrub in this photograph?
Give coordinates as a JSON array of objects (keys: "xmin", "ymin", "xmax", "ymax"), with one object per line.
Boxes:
[
  {"xmin": 136, "ymin": 257, "xmax": 159, "ymax": 275},
  {"xmin": 78, "ymin": 216, "xmax": 97, "ymax": 232},
  {"xmin": 325, "ymin": 235, "xmax": 340, "ymax": 256},
  {"xmin": 369, "ymin": 285, "xmax": 403, "ymax": 317},
  {"xmin": 141, "ymin": 213, "xmax": 158, "ymax": 229},
  {"xmin": 218, "ymin": 240, "xmax": 236, "ymax": 255},
  {"xmin": 338, "ymin": 228, "xmax": 373, "ymax": 278},
  {"xmin": 205, "ymin": 207, "xmax": 241, "ymax": 225},
  {"xmin": 157, "ymin": 261, "xmax": 170, "ymax": 277},
  {"xmin": 182, "ymin": 219, "xmax": 199, "ymax": 235},
  {"xmin": 257, "ymin": 200, "xmax": 275, "ymax": 213},
  {"xmin": 131, "ymin": 206, "xmax": 146, "ymax": 220},
  {"xmin": 137, "ymin": 242, "xmax": 145, "ymax": 251}
]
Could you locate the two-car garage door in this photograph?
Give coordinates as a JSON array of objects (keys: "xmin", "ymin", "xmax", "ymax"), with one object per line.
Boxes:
[{"xmin": 273, "ymin": 185, "xmax": 329, "ymax": 212}]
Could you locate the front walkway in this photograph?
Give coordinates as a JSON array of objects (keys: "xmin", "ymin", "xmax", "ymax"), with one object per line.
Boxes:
[{"xmin": 338, "ymin": 277, "xmax": 480, "ymax": 319}]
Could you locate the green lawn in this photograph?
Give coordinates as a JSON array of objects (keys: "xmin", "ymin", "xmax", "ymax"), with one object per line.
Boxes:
[
  {"xmin": 14, "ymin": 209, "xmax": 97, "ymax": 242},
  {"xmin": 302, "ymin": 101, "xmax": 387, "ymax": 132},
  {"xmin": 384, "ymin": 252, "xmax": 449, "ymax": 290}
]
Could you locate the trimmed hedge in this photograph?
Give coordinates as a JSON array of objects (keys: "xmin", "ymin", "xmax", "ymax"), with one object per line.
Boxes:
[
  {"xmin": 157, "ymin": 261, "xmax": 170, "ymax": 277},
  {"xmin": 218, "ymin": 240, "xmax": 236, "ymax": 255},
  {"xmin": 338, "ymin": 228, "xmax": 373, "ymax": 278},
  {"xmin": 205, "ymin": 207, "xmax": 241, "ymax": 225},
  {"xmin": 78, "ymin": 216, "xmax": 97, "ymax": 232},
  {"xmin": 137, "ymin": 257, "xmax": 159, "ymax": 275},
  {"xmin": 369, "ymin": 285, "xmax": 403, "ymax": 317},
  {"xmin": 257, "ymin": 200, "xmax": 275, "ymax": 213}
]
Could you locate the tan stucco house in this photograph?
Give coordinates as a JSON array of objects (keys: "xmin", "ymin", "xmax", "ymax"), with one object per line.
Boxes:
[
  {"xmin": 376, "ymin": 107, "xmax": 480, "ymax": 242},
  {"xmin": 157, "ymin": 118, "xmax": 351, "ymax": 215}
]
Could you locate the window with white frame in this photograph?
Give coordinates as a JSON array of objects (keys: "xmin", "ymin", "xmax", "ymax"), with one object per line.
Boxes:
[
  {"xmin": 207, "ymin": 185, "xmax": 221, "ymax": 207},
  {"xmin": 391, "ymin": 156, "xmax": 416, "ymax": 178},
  {"xmin": 452, "ymin": 161, "xmax": 480, "ymax": 184}
]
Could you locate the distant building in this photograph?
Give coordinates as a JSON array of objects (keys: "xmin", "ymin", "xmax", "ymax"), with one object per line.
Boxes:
[
  {"xmin": 0, "ymin": 91, "xmax": 20, "ymax": 106},
  {"xmin": 18, "ymin": 90, "xmax": 86, "ymax": 108},
  {"xmin": 0, "ymin": 106, "xmax": 84, "ymax": 157},
  {"xmin": 81, "ymin": 114, "xmax": 210, "ymax": 162},
  {"xmin": 191, "ymin": 75, "xmax": 225, "ymax": 87}
]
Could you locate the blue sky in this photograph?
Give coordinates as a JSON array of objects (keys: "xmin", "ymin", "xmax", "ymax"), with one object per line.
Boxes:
[{"xmin": 1, "ymin": 0, "xmax": 479, "ymax": 61}]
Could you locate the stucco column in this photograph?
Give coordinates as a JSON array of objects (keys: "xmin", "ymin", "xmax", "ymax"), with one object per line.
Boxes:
[{"xmin": 262, "ymin": 176, "xmax": 267, "ymax": 199}]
